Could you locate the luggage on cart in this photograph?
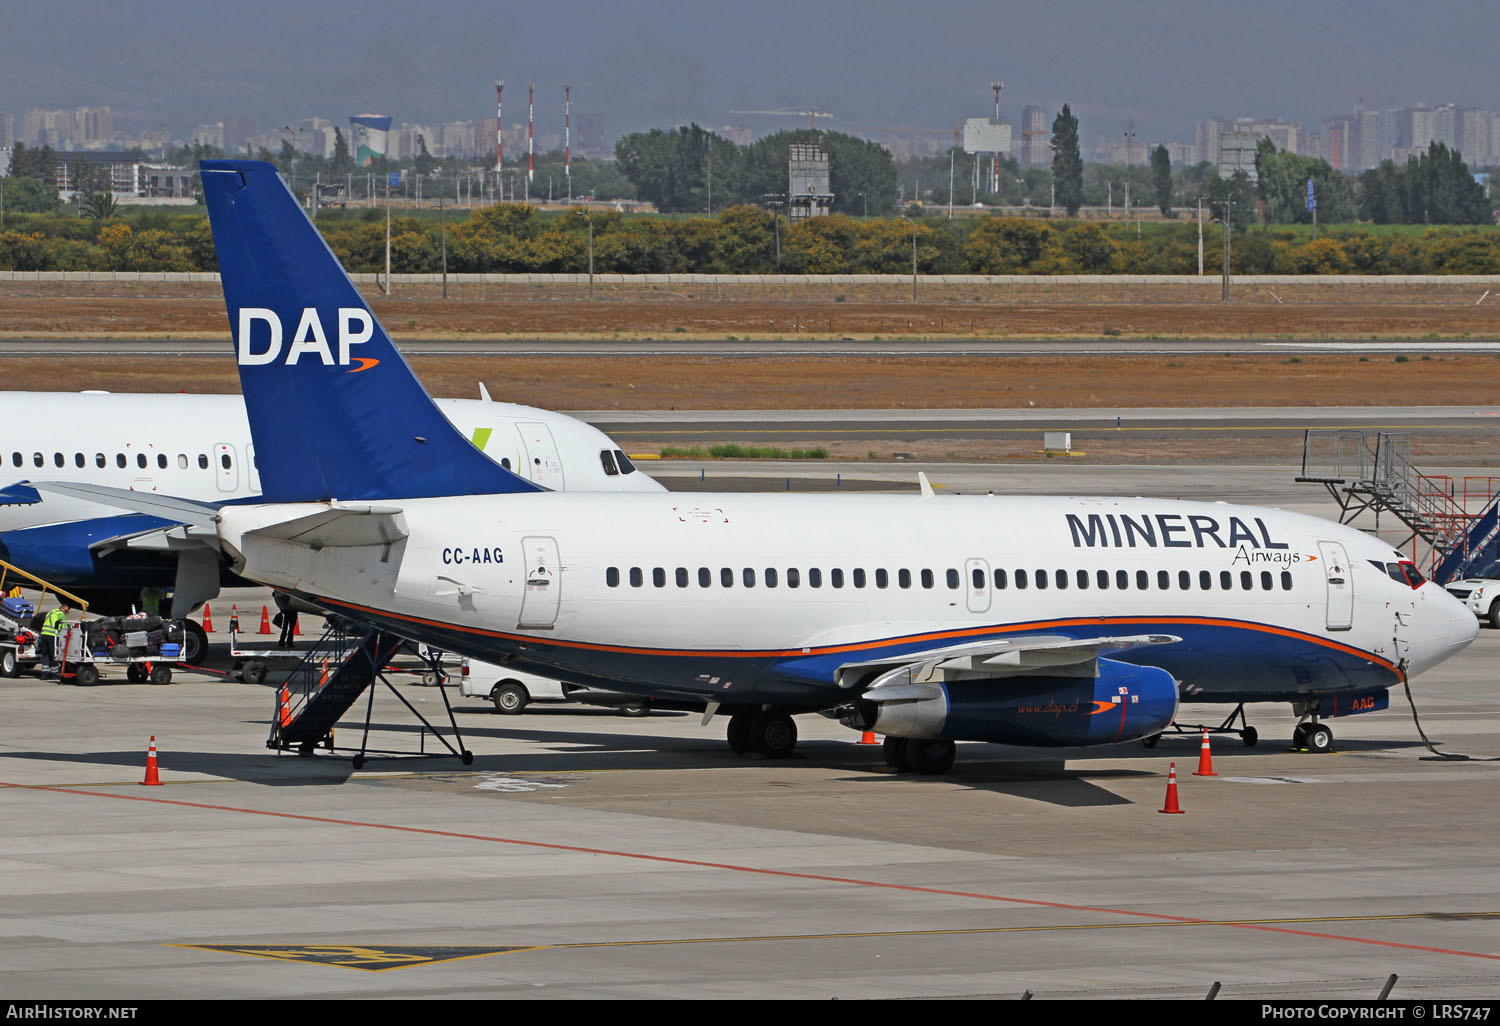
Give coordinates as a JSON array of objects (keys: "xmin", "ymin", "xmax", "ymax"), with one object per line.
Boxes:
[{"xmin": 1, "ymin": 597, "xmax": 34, "ymax": 621}]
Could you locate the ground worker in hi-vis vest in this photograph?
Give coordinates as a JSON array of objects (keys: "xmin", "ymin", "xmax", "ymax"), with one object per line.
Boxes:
[{"xmin": 39, "ymin": 601, "xmax": 71, "ymax": 677}]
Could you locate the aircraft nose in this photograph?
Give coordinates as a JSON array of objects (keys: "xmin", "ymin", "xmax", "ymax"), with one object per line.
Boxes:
[{"xmin": 1416, "ymin": 584, "xmax": 1479, "ymax": 672}]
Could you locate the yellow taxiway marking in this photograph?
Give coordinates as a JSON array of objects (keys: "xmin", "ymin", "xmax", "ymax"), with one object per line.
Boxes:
[{"xmin": 175, "ymin": 912, "xmax": 1500, "ymax": 970}]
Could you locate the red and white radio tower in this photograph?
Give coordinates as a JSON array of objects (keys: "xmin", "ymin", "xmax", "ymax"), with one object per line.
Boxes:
[
  {"xmin": 563, "ymin": 83, "xmax": 572, "ymax": 202},
  {"xmin": 494, "ymin": 80, "xmax": 504, "ymax": 174},
  {"xmin": 991, "ymin": 81, "xmax": 1004, "ymax": 194},
  {"xmin": 527, "ymin": 82, "xmax": 535, "ymax": 186}
]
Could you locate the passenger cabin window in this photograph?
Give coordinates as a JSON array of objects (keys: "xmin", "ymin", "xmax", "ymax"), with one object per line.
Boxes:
[
  {"xmin": 743, "ymin": 568, "xmax": 756, "ymax": 588},
  {"xmin": 920, "ymin": 569, "xmax": 933, "ymax": 589},
  {"xmin": 699, "ymin": 568, "xmax": 711, "ymax": 587},
  {"xmin": 852, "ymin": 569, "xmax": 866, "ymax": 588},
  {"xmin": 652, "ymin": 568, "xmax": 665, "ymax": 588},
  {"xmin": 178, "ymin": 454, "xmax": 189, "ymax": 470},
  {"xmin": 53, "ymin": 452, "xmax": 64, "ymax": 468},
  {"xmin": 606, "ymin": 567, "xmax": 620, "ymax": 587},
  {"xmin": 599, "ymin": 450, "xmax": 619, "ymax": 476},
  {"xmin": 137, "ymin": 454, "xmax": 147, "ymax": 469},
  {"xmin": 808, "ymin": 568, "xmax": 822, "ymax": 588},
  {"xmin": 1016, "ymin": 569, "xmax": 1029, "ymax": 590},
  {"xmin": 676, "ymin": 568, "xmax": 689, "ymax": 588},
  {"xmin": 74, "ymin": 453, "xmax": 85, "ymax": 468},
  {"xmin": 157, "ymin": 454, "xmax": 167, "ymax": 469},
  {"xmin": 830, "ymin": 569, "xmax": 844, "ymax": 588},
  {"xmin": 1034, "ymin": 569, "xmax": 1047, "ymax": 590},
  {"xmin": 947, "ymin": 569, "xmax": 960, "ymax": 589},
  {"xmin": 198, "ymin": 454, "xmax": 209, "ymax": 469},
  {"xmin": 116, "ymin": 454, "xmax": 126, "ymax": 468},
  {"xmin": 220, "ymin": 453, "xmax": 232, "ymax": 470},
  {"xmin": 787, "ymin": 568, "xmax": 800, "ymax": 588},
  {"xmin": 32, "ymin": 453, "xmax": 43, "ymax": 468},
  {"xmin": 9, "ymin": 453, "xmax": 18, "ymax": 467},
  {"xmin": 764, "ymin": 568, "xmax": 778, "ymax": 588},
  {"xmin": 95, "ymin": 453, "xmax": 105, "ymax": 468},
  {"xmin": 1076, "ymin": 569, "xmax": 1090, "ymax": 589},
  {"xmin": 629, "ymin": 567, "xmax": 643, "ymax": 588},
  {"xmin": 991, "ymin": 568, "xmax": 1005, "ymax": 590},
  {"xmin": 721, "ymin": 568, "xmax": 734, "ymax": 588},
  {"xmin": 1200, "ymin": 570, "xmax": 1212, "ymax": 590}
]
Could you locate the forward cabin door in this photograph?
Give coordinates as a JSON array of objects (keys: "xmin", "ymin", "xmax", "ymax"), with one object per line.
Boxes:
[
  {"xmin": 517, "ymin": 422, "xmax": 565, "ymax": 490},
  {"xmin": 517, "ymin": 536, "xmax": 561, "ymax": 629},
  {"xmin": 1318, "ymin": 540, "xmax": 1354, "ymax": 631}
]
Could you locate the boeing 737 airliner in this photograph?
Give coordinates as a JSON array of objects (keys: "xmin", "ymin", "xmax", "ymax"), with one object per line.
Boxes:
[{"xmin": 37, "ymin": 160, "xmax": 1479, "ymax": 772}]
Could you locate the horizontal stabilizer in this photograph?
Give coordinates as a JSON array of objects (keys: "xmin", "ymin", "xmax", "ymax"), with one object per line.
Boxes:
[
  {"xmin": 27, "ymin": 482, "xmax": 220, "ymax": 529},
  {"xmin": 243, "ymin": 505, "xmax": 408, "ymax": 548}
]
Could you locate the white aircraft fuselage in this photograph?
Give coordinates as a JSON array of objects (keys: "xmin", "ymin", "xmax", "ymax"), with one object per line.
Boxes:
[{"xmin": 217, "ymin": 491, "xmax": 1478, "ymax": 718}]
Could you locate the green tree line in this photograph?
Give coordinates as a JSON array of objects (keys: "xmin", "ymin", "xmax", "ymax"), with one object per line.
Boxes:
[{"xmin": 3, "ymin": 204, "xmax": 1498, "ymax": 275}]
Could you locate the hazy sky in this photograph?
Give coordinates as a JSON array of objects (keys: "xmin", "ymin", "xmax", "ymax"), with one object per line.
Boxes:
[{"xmin": 6, "ymin": 0, "xmax": 1497, "ymax": 145}]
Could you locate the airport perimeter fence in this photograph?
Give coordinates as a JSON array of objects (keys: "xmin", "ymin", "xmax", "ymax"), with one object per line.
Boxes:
[{"xmin": 2, "ymin": 271, "xmax": 1499, "ymax": 306}]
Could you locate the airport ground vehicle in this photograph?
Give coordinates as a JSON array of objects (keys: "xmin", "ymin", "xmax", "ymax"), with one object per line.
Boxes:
[
  {"xmin": 54, "ymin": 618, "xmax": 180, "ymax": 685},
  {"xmin": 1443, "ymin": 559, "xmax": 1500, "ymax": 629},
  {"xmin": 442, "ymin": 650, "xmax": 650, "ymax": 716}
]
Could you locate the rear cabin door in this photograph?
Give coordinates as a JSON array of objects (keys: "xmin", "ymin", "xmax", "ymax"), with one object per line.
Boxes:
[
  {"xmin": 517, "ymin": 536, "xmax": 561, "ymax": 629},
  {"xmin": 1318, "ymin": 540, "xmax": 1354, "ymax": 631}
]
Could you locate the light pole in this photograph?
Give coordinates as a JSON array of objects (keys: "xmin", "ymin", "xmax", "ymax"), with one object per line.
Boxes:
[{"xmin": 899, "ymin": 214, "xmax": 918, "ymax": 304}]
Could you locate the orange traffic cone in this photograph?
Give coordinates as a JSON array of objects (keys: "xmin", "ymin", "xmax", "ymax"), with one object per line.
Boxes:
[
  {"xmin": 292, "ymin": 616, "xmax": 301, "ymax": 637},
  {"xmin": 317, "ymin": 659, "xmax": 329, "ymax": 688},
  {"xmin": 258, "ymin": 606, "xmax": 273, "ymax": 636},
  {"xmin": 229, "ymin": 604, "xmax": 240, "ymax": 633},
  {"xmin": 279, "ymin": 686, "xmax": 291, "ymax": 727},
  {"xmin": 142, "ymin": 736, "xmax": 163, "ymax": 786},
  {"xmin": 858, "ymin": 730, "xmax": 878, "ymax": 745},
  {"xmin": 1159, "ymin": 762, "xmax": 1185, "ymax": 814},
  {"xmin": 1192, "ymin": 729, "xmax": 1219, "ymax": 777},
  {"xmin": 201, "ymin": 604, "xmax": 214, "ymax": 633}
]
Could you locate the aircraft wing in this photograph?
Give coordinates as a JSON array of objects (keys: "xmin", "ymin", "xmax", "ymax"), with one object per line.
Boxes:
[{"xmin": 834, "ymin": 633, "xmax": 1181, "ymax": 691}]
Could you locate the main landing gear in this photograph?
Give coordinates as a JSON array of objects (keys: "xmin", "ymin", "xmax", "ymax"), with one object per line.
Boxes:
[
  {"xmin": 883, "ymin": 736, "xmax": 956, "ymax": 775},
  {"xmin": 725, "ymin": 708, "xmax": 799, "ymax": 757}
]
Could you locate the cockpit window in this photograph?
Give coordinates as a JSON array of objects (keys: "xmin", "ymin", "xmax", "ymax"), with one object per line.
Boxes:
[
  {"xmin": 1398, "ymin": 561, "xmax": 1426, "ymax": 588},
  {"xmin": 599, "ymin": 449, "xmax": 619, "ymax": 476},
  {"xmin": 615, "ymin": 450, "xmax": 636, "ymax": 475},
  {"xmin": 1374, "ymin": 559, "xmax": 1425, "ymax": 588}
]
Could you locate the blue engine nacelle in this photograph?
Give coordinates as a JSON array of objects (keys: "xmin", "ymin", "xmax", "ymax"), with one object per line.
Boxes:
[{"xmin": 868, "ymin": 658, "xmax": 1179, "ymax": 747}]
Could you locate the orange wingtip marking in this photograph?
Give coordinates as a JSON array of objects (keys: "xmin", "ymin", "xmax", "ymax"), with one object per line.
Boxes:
[{"xmin": 347, "ymin": 358, "xmax": 380, "ymax": 373}]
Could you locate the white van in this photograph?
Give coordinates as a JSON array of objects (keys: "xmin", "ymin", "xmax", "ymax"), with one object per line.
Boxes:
[{"xmin": 434, "ymin": 649, "xmax": 649, "ymax": 716}]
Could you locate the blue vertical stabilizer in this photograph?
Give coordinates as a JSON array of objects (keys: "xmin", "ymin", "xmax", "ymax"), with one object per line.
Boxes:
[{"xmin": 200, "ymin": 159, "xmax": 540, "ymax": 502}]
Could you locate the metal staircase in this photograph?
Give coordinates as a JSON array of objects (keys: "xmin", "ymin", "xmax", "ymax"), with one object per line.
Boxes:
[
  {"xmin": 267, "ymin": 623, "xmax": 473, "ymax": 767},
  {"xmin": 1298, "ymin": 430, "xmax": 1500, "ymax": 582}
]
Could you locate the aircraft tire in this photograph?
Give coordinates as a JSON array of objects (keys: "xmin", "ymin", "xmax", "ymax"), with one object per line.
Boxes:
[
  {"xmin": 1142, "ymin": 733, "xmax": 1160, "ymax": 748},
  {"xmin": 181, "ymin": 620, "xmax": 209, "ymax": 666},
  {"xmin": 748, "ymin": 710, "xmax": 797, "ymax": 757},
  {"xmin": 726, "ymin": 711, "xmax": 753, "ymax": 754},
  {"xmin": 492, "ymin": 682, "xmax": 529, "ymax": 714},
  {"xmin": 1291, "ymin": 723, "xmax": 1309, "ymax": 750},
  {"xmin": 1303, "ymin": 724, "xmax": 1333, "ymax": 753},
  {"xmin": 903, "ymin": 738, "xmax": 956, "ymax": 775},
  {"xmin": 882, "ymin": 735, "xmax": 911, "ymax": 771}
]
